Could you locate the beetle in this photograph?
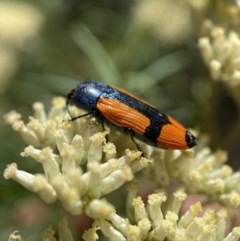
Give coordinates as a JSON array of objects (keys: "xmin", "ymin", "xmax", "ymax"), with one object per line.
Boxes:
[{"xmin": 66, "ymin": 80, "xmax": 197, "ymax": 150}]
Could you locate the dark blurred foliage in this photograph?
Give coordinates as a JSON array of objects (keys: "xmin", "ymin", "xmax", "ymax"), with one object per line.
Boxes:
[{"xmin": 1, "ymin": 0, "xmax": 240, "ymax": 240}]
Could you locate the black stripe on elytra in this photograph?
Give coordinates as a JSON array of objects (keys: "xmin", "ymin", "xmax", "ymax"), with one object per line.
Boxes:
[{"xmin": 101, "ymin": 86, "xmax": 170, "ymax": 143}]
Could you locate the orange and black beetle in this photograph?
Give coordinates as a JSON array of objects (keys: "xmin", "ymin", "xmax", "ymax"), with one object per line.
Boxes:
[{"xmin": 67, "ymin": 81, "xmax": 197, "ymax": 150}]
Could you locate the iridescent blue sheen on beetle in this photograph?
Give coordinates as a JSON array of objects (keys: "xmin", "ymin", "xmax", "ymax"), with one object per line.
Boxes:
[
  {"xmin": 67, "ymin": 81, "xmax": 197, "ymax": 150},
  {"xmin": 67, "ymin": 81, "xmax": 106, "ymax": 109}
]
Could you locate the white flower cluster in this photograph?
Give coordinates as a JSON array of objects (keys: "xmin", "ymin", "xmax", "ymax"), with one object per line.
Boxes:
[
  {"xmin": 0, "ymin": 1, "xmax": 44, "ymax": 91},
  {"xmin": 143, "ymin": 146, "xmax": 240, "ymax": 209},
  {"xmin": 4, "ymin": 97, "xmax": 240, "ymax": 240},
  {"xmin": 4, "ymin": 97, "xmax": 148, "ymax": 215},
  {"xmin": 132, "ymin": 0, "xmax": 191, "ymax": 44},
  {"xmin": 9, "ymin": 217, "xmax": 74, "ymax": 241},
  {"xmin": 199, "ymin": 26, "xmax": 240, "ymax": 86},
  {"xmin": 80, "ymin": 189, "xmax": 240, "ymax": 241}
]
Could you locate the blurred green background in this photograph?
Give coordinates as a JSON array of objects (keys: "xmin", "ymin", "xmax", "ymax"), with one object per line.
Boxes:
[{"xmin": 1, "ymin": 0, "xmax": 240, "ymax": 240}]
